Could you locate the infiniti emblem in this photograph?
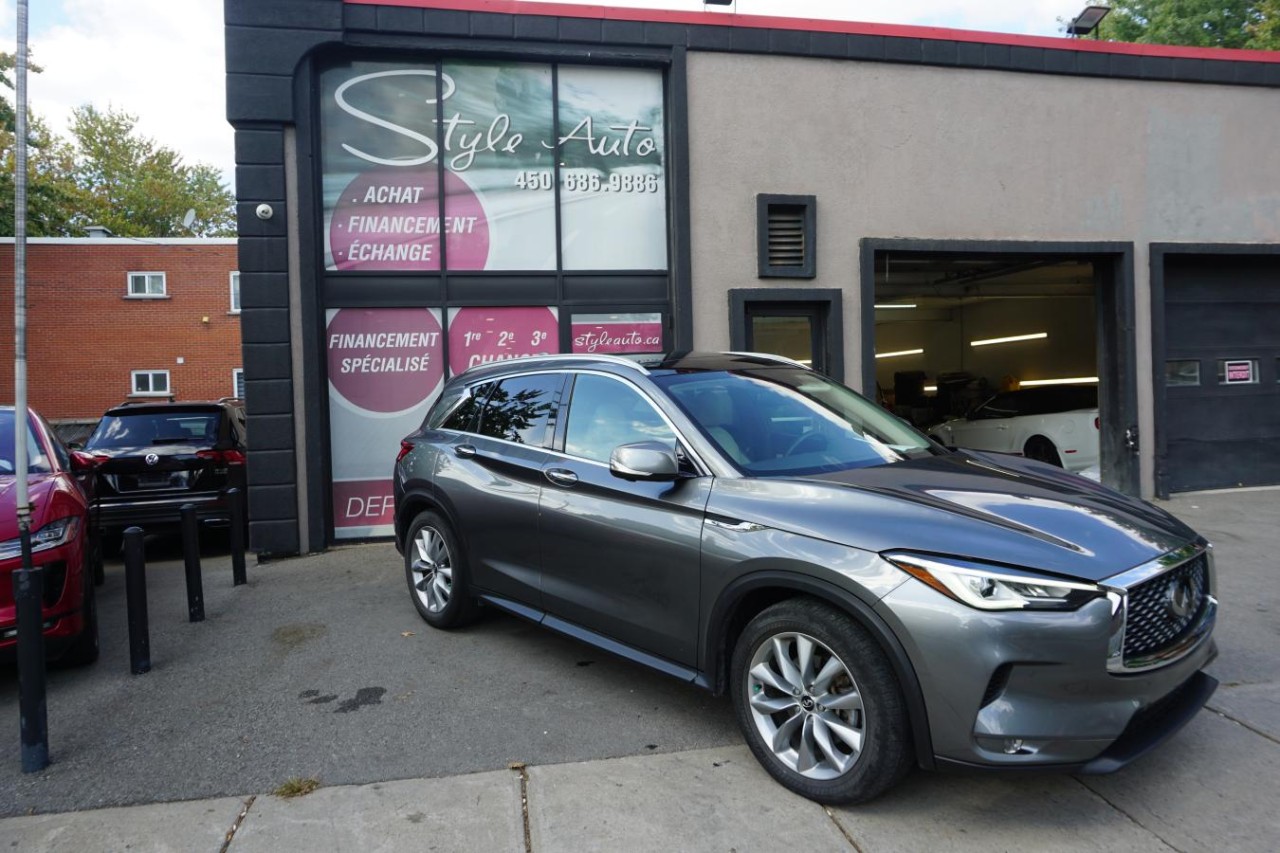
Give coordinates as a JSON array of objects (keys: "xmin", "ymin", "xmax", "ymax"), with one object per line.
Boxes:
[
  {"xmin": 145, "ymin": 453, "xmax": 160, "ymax": 467},
  {"xmin": 1165, "ymin": 576, "xmax": 1195, "ymax": 620}
]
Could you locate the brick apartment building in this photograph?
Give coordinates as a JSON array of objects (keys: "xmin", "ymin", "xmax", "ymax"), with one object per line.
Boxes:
[{"xmin": 0, "ymin": 237, "xmax": 242, "ymax": 435}]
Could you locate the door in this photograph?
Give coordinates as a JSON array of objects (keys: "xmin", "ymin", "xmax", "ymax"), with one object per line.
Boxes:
[
  {"xmin": 435, "ymin": 372, "xmax": 563, "ymax": 608},
  {"xmin": 1161, "ymin": 255, "xmax": 1280, "ymax": 493},
  {"xmin": 948, "ymin": 392, "xmax": 1021, "ymax": 454},
  {"xmin": 539, "ymin": 372, "xmax": 710, "ymax": 665}
]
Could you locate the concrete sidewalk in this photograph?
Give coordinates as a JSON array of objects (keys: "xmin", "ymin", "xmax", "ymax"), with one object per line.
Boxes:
[{"xmin": 2, "ymin": 489, "xmax": 1278, "ymax": 852}]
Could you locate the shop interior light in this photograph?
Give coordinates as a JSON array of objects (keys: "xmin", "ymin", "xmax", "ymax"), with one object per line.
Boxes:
[
  {"xmin": 1067, "ymin": 5, "xmax": 1111, "ymax": 36},
  {"xmin": 1020, "ymin": 376, "xmax": 1099, "ymax": 387},
  {"xmin": 874, "ymin": 303, "xmax": 917, "ymax": 309},
  {"xmin": 924, "ymin": 385, "xmax": 938, "ymax": 392},
  {"xmin": 970, "ymin": 332, "xmax": 1048, "ymax": 347},
  {"xmin": 875, "ymin": 348, "xmax": 924, "ymax": 359}
]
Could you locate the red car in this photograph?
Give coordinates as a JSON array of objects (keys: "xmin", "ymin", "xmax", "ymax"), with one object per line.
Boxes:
[{"xmin": 1, "ymin": 406, "xmax": 100, "ymax": 665}]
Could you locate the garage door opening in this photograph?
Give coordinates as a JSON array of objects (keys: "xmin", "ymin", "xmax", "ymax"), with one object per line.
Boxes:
[{"xmin": 861, "ymin": 242, "xmax": 1138, "ymax": 496}]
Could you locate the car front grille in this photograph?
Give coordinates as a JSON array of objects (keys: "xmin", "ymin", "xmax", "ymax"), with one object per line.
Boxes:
[{"xmin": 1122, "ymin": 552, "xmax": 1210, "ymax": 665}]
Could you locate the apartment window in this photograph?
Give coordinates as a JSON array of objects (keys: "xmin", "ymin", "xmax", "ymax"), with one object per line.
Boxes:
[
  {"xmin": 229, "ymin": 271, "xmax": 241, "ymax": 314},
  {"xmin": 127, "ymin": 272, "xmax": 167, "ymax": 298},
  {"xmin": 131, "ymin": 370, "xmax": 170, "ymax": 396},
  {"xmin": 757, "ymin": 195, "xmax": 816, "ymax": 279},
  {"xmin": 233, "ymin": 368, "xmax": 245, "ymax": 399}
]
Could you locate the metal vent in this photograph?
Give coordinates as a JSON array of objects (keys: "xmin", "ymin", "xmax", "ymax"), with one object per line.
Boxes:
[{"xmin": 767, "ymin": 204, "xmax": 807, "ymax": 269}]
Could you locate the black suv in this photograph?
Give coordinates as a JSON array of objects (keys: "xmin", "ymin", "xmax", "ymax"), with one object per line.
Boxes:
[{"xmin": 84, "ymin": 399, "xmax": 247, "ymax": 546}]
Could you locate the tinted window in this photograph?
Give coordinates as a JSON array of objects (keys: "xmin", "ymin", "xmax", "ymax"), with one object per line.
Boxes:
[
  {"xmin": 429, "ymin": 383, "xmax": 487, "ymax": 432},
  {"xmin": 564, "ymin": 374, "xmax": 676, "ymax": 464},
  {"xmin": 87, "ymin": 411, "xmax": 221, "ymax": 449},
  {"xmin": 477, "ymin": 375, "xmax": 560, "ymax": 445}
]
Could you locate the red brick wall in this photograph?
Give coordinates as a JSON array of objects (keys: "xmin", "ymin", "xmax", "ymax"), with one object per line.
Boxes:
[{"xmin": 0, "ymin": 239, "xmax": 242, "ymax": 422}]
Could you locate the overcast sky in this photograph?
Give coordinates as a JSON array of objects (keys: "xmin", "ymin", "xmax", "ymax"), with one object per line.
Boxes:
[{"xmin": 3, "ymin": 0, "xmax": 1086, "ymax": 190}]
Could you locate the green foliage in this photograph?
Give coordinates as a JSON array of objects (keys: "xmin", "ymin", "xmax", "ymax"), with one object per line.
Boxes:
[
  {"xmin": 1093, "ymin": 1, "xmax": 1278, "ymax": 50},
  {"xmin": 0, "ymin": 52, "xmax": 235, "ymax": 238},
  {"xmin": 68, "ymin": 105, "xmax": 235, "ymax": 237}
]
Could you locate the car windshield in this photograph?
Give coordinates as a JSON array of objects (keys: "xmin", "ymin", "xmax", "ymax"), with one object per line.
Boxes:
[
  {"xmin": 0, "ymin": 410, "xmax": 53, "ymax": 474},
  {"xmin": 87, "ymin": 412, "xmax": 221, "ymax": 449},
  {"xmin": 653, "ymin": 368, "xmax": 942, "ymax": 476}
]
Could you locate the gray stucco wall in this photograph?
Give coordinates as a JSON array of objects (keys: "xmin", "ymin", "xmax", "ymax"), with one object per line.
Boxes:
[{"xmin": 685, "ymin": 52, "xmax": 1280, "ymax": 496}]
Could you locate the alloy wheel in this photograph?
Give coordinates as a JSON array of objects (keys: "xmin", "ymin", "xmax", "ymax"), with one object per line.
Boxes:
[
  {"xmin": 745, "ymin": 631, "xmax": 866, "ymax": 780},
  {"xmin": 410, "ymin": 526, "xmax": 453, "ymax": 613}
]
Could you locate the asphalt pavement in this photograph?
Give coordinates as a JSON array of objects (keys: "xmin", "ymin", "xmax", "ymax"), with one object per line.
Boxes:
[{"xmin": 1, "ymin": 488, "xmax": 1277, "ymax": 851}]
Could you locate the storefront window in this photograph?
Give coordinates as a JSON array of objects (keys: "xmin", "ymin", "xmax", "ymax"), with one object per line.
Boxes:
[{"xmin": 319, "ymin": 59, "xmax": 668, "ymax": 274}]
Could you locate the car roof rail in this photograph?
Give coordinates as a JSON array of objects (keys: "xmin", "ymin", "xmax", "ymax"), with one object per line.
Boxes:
[
  {"xmin": 461, "ymin": 353, "xmax": 650, "ymax": 375},
  {"xmin": 725, "ymin": 351, "xmax": 813, "ymax": 370}
]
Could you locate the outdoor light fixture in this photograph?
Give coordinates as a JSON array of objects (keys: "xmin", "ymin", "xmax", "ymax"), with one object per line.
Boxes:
[
  {"xmin": 875, "ymin": 348, "xmax": 924, "ymax": 359},
  {"xmin": 1067, "ymin": 5, "xmax": 1111, "ymax": 36},
  {"xmin": 970, "ymin": 332, "xmax": 1048, "ymax": 347},
  {"xmin": 1020, "ymin": 376, "xmax": 1100, "ymax": 387},
  {"xmin": 874, "ymin": 303, "xmax": 918, "ymax": 309}
]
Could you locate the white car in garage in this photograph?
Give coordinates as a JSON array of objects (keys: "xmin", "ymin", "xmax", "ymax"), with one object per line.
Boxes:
[{"xmin": 928, "ymin": 386, "xmax": 1099, "ymax": 472}]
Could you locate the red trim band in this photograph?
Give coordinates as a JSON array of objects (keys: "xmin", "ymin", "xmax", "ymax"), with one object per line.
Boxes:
[{"xmin": 345, "ymin": 0, "xmax": 1280, "ymax": 64}]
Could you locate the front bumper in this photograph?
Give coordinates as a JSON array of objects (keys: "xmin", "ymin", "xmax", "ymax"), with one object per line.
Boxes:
[
  {"xmin": 0, "ymin": 540, "xmax": 88, "ymax": 659},
  {"xmin": 876, "ymin": 555, "xmax": 1218, "ymax": 771}
]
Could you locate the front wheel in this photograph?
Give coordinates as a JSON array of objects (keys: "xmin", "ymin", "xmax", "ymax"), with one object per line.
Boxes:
[
  {"xmin": 404, "ymin": 510, "xmax": 479, "ymax": 629},
  {"xmin": 730, "ymin": 598, "xmax": 913, "ymax": 804}
]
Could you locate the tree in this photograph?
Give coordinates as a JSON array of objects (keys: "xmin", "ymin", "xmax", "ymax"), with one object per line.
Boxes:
[
  {"xmin": 0, "ymin": 51, "xmax": 236, "ymax": 238},
  {"xmin": 68, "ymin": 105, "xmax": 234, "ymax": 237},
  {"xmin": 1093, "ymin": 1, "xmax": 1278, "ymax": 50},
  {"xmin": 0, "ymin": 115, "xmax": 79, "ymax": 236}
]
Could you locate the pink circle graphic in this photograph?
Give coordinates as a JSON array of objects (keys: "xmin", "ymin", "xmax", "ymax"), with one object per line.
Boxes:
[
  {"xmin": 448, "ymin": 307, "xmax": 559, "ymax": 374},
  {"xmin": 327, "ymin": 309, "xmax": 444, "ymax": 413},
  {"xmin": 330, "ymin": 169, "xmax": 489, "ymax": 271}
]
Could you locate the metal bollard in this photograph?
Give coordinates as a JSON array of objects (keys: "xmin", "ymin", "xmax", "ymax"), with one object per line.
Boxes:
[
  {"xmin": 227, "ymin": 488, "xmax": 247, "ymax": 586},
  {"xmin": 180, "ymin": 504, "xmax": 205, "ymax": 623},
  {"xmin": 123, "ymin": 527, "xmax": 151, "ymax": 675},
  {"xmin": 14, "ymin": 559, "xmax": 50, "ymax": 773}
]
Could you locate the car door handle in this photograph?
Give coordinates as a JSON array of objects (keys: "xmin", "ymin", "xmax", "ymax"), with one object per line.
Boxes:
[
  {"xmin": 995, "ymin": 425, "xmax": 1009, "ymax": 430},
  {"xmin": 544, "ymin": 468, "xmax": 578, "ymax": 487},
  {"xmin": 455, "ymin": 444, "xmax": 477, "ymax": 459},
  {"xmin": 706, "ymin": 517, "xmax": 769, "ymax": 532}
]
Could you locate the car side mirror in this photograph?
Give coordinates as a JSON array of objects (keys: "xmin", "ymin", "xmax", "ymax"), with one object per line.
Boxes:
[
  {"xmin": 609, "ymin": 441, "xmax": 680, "ymax": 482},
  {"xmin": 69, "ymin": 450, "xmax": 101, "ymax": 472}
]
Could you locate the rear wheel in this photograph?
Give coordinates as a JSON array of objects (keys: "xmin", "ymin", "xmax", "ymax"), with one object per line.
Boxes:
[
  {"xmin": 1024, "ymin": 436, "xmax": 1062, "ymax": 467},
  {"xmin": 404, "ymin": 511, "xmax": 479, "ymax": 629},
  {"xmin": 730, "ymin": 598, "xmax": 913, "ymax": 804}
]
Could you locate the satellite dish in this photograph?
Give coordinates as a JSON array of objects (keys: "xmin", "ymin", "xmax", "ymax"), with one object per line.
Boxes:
[{"xmin": 182, "ymin": 208, "xmax": 197, "ymax": 230}]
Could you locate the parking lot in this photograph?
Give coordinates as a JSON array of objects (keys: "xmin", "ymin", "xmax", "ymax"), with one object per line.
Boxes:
[{"xmin": 1, "ymin": 489, "xmax": 1278, "ymax": 851}]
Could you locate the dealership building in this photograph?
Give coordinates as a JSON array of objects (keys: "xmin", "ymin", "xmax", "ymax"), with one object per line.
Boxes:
[{"xmin": 223, "ymin": 0, "xmax": 1280, "ymax": 555}]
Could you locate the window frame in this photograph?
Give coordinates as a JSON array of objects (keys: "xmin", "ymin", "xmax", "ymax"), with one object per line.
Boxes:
[
  {"xmin": 229, "ymin": 271, "xmax": 241, "ymax": 314},
  {"xmin": 131, "ymin": 369, "xmax": 171, "ymax": 397},
  {"xmin": 232, "ymin": 368, "xmax": 245, "ymax": 399},
  {"xmin": 126, "ymin": 271, "xmax": 167, "ymax": 298}
]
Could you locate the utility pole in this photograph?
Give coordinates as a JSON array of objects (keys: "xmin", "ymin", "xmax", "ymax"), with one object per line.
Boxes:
[{"xmin": 13, "ymin": 0, "xmax": 49, "ymax": 774}]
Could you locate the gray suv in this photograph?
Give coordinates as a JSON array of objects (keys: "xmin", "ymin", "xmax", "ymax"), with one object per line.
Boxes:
[{"xmin": 392, "ymin": 352, "xmax": 1217, "ymax": 803}]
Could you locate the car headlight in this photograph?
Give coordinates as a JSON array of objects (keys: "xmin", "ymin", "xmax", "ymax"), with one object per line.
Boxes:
[
  {"xmin": 0, "ymin": 516, "xmax": 81, "ymax": 561},
  {"xmin": 883, "ymin": 551, "xmax": 1103, "ymax": 611}
]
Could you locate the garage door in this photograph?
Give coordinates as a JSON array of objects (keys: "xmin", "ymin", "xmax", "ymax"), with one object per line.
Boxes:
[{"xmin": 1161, "ymin": 255, "xmax": 1280, "ymax": 493}]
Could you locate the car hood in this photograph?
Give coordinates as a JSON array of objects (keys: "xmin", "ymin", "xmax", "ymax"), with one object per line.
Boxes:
[
  {"xmin": 707, "ymin": 451, "xmax": 1196, "ymax": 583},
  {"xmin": 0, "ymin": 475, "xmax": 57, "ymax": 539}
]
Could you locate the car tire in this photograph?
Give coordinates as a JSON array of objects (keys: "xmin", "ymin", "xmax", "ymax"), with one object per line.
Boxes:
[
  {"xmin": 91, "ymin": 534, "xmax": 106, "ymax": 587},
  {"xmin": 61, "ymin": 578, "xmax": 100, "ymax": 666},
  {"xmin": 404, "ymin": 510, "xmax": 479, "ymax": 630},
  {"xmin": 1024, "ymin": 436, "xmax": 1062, "ymax": 467},
  {"xmin": 730, "ymin": 598, "xmax": 913, "ymax": 804}
]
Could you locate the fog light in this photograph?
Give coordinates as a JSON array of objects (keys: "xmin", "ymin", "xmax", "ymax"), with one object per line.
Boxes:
[{"xmin": 1003, "ymin": 738, "xmax": 1024, "ymax": 755}]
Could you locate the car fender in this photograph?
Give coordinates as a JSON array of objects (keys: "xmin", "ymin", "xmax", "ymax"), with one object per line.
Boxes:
[{"xmin": 702, "ymin": 570, "xmax": 935, "ymax": 770}]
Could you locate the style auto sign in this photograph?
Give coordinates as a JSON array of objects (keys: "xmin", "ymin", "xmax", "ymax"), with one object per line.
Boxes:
[{"xmin": 320, "ymin": 61, "xmax": 667, "ymax": 273}]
